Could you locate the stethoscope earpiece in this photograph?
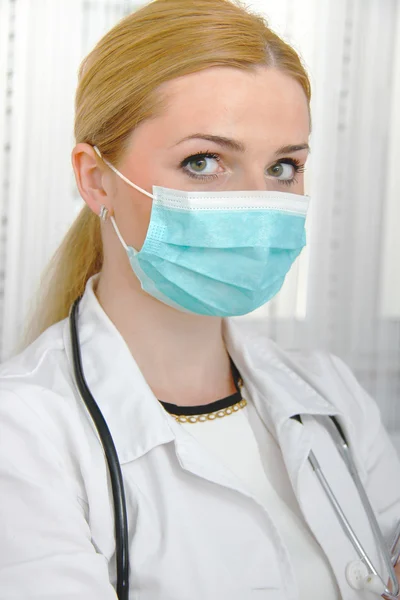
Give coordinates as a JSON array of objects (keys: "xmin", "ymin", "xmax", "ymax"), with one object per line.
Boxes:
[
  {"xmin": 362, "ymin": 573, "xmax": 387, "ymax": 596},
  {"xmin": 346, "ymin": 560, "xmax": 389, "ymax": 597}
]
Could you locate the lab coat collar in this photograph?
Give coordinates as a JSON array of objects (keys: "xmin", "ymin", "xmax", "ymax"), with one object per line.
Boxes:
[
  {"xmin": 63, "ymin": 277, "xmax": 176, "ymax": 464},
  {"xmin": 63, "ymin": 277, "xmax": 349, "ymax": 466}
]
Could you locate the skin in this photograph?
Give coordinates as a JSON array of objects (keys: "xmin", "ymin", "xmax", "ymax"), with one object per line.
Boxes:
[{"xmin": 72, "ymin": 65, "xmax": 310, "ymax": 405}]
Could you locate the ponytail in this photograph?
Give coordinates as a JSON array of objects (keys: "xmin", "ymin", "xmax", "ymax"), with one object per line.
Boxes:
[{"xmin": 26, "ymin": 206, "xmax": 102, "ymax": 343}]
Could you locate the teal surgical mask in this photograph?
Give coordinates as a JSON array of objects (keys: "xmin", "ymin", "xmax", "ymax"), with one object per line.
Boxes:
[{"xmin": 94, "ymin": 146, "xmax": 309, "ymax": 317}]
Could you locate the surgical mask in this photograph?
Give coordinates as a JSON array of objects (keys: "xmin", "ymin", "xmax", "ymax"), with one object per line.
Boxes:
[{"xmin": 94, "ymin": 146, "xmax": 309, "ymax": 317}]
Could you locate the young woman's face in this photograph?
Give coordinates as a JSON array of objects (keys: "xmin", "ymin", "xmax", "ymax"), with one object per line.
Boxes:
[{"xmin": 101, "ymin": 65, "xmax": 310, "ymax": 252}]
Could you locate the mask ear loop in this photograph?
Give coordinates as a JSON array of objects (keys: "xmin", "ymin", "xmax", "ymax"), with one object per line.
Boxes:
[
  {"xmin": 94, "ymin": 145, "xmax": 150, "ymax": 253},
  {"xmin": 93, "ymin": 146, "xmax": 154, "ymax": 199},
  {"xmin": 99, "ymin": 203, "xmax": 128, "ymax": 250},
  {"xmin": 110, "ymin": 216, "xmax": 129, "ymax": 251}
]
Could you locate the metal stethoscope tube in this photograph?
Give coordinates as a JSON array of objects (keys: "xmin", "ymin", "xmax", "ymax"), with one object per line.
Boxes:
[{"xmin": 311, "ymin": 416, "xmax": 400, "ymax": 599}]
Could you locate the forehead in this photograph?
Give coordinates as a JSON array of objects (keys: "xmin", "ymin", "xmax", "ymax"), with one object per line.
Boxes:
[{"xmin": 154, "ymin": 66, "xmax": 310, "ymax": 147}]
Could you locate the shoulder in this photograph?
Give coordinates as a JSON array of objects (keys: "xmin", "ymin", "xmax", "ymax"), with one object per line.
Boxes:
[
  {"xmin": 0, "ymin": 318, "xmax": 72, "ymax": 423},
  {"xmin": 227, "ymin": 317, "xmax": 381, "ymax": 444},
  {"xmin": 229, "ymin": 318, "xmax": 370, "ymax": 406},
  {"xmin": 271, "ymin": 337, "xmax": 379, "ymax": 425},
  {"xmin": 0, "ymin": 318, "xmax": 67, "ymax": 380},
  {"xmin": 0, "ymin": 318, "xmax": 92, "ymax": 477},
  {"xmin": 284, "ymin": 345, "xmax": 377, "ymax": 416}
]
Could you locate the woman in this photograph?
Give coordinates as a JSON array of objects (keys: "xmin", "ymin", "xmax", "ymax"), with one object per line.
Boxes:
[{"xmin": 1, "ymin": 0, "xmax": 399, "ymax": 599}]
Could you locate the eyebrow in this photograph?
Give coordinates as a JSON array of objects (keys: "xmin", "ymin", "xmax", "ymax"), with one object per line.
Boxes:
[{"xmin": 175, "ymin": 134, "xmax": 310, "ymax": 156}]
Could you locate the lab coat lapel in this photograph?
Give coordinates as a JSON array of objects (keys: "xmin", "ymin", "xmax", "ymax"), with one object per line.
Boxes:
[
  {"xmin": 224, "ymin": 317, "xmax": 349, "ymax": 491},
  {"xmin": 240, "ymin": 358, "xmax": 315, "ymax": 491},
  {"xmin": 63, "ymin": 281, "xmax": 176, "ymax": 465},
  {"xmin": 168, "ymin": 416, "xmax": 265, "ymax": 501}
]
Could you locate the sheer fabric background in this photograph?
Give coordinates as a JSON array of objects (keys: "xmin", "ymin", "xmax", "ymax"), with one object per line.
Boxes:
[{"xmin": 0, "ymin": 0, "xmax": 399, "ymax": 446}]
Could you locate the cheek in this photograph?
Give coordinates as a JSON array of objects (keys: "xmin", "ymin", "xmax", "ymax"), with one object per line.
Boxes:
[
  {"xmin": 287, "ymin": 168, "xmax": 306, "ymax": 195},
  {"xmin": 113, "ymin": 185, "xmax": 154, "ymax": 250},
  {"xmin": 293, "ymin": 177, "xmax": 305, "ymax": 195}
]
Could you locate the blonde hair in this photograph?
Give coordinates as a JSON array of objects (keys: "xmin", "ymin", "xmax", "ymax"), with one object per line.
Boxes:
[{"xmin": 28, "ymin": 0, "xmax": 311, "ymax": 342}]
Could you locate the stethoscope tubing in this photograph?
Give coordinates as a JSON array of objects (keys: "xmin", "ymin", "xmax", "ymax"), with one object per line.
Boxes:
[
  {"xmin": 69, "ymin": 299, "xmax": 399, "ymax": 600},
  {"xmin": 308, "ymin": 448, "xmax": 380, "ymax": 575},
  {"xmin": 69, "ymin": 298, "xmax": 130, "ymax": 600}
]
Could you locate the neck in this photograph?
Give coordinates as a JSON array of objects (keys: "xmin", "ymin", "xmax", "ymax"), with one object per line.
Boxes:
[{"xmin": 95, "ymin": 266, "xmax": 236, "ymax": 406}]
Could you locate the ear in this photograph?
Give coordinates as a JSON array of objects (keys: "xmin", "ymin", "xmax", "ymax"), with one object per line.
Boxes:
[{"xmin": 71, "ymin": 143, "xmax": 114, "ymax": 217}]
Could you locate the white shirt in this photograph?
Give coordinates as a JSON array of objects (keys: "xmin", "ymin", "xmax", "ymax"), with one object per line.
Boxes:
[
  {"xmin": 1, "ymin": 276, "xmax": 400, "ymax": 600},
  {"xmin": 179, "ymin": 393, "xmax": 340, "ymax": 599}
]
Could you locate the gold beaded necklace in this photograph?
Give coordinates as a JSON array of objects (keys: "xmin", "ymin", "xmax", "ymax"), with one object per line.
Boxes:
[{"xmin": 168, "ymin": 376, "xmax": 247, "ymax": 424}]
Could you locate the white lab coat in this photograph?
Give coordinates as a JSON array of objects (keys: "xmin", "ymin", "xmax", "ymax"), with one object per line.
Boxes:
[{"xmin": 1, "ymin": 277, "xmax": 400, "ymax": 600}]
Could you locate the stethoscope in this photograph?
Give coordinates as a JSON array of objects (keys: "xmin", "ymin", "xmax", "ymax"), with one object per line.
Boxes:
[{"xmin": 69, "ymin": 297, "xmax": 400, "ymax": 600}]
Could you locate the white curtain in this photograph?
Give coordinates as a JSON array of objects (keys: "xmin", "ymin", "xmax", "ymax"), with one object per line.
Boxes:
[{"xmin": 1, "ymin": 0, "xmax": 399, "ymax": 441}]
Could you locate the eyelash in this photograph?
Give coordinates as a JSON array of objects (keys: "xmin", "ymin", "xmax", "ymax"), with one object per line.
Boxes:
[
  {"xmin": 278, "ymin": 158, "xmax": 306, "ymax": 186},
  {"xmin": 179, "ymin": 151, "xmax": 305, "ymax": 185},
  {"xmin": 180, "ymin": 151, "xmax": 220, "ymax": 181}
]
